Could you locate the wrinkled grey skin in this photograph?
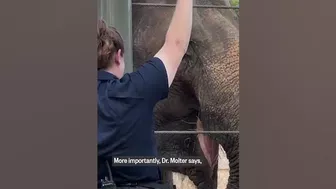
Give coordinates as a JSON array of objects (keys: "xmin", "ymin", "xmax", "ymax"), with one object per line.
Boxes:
[
  {"xmin": 156, "ymin": 114, "xmax": 218, "ymax": 189},
  {"xmin": 132, "ymin": 0, "xmax": 239, "ymax": 188}
]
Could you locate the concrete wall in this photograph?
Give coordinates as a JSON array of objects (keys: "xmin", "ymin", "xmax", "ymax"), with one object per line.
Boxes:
[{"xmin": 98, "ymin": 0, "xmax": 133, "ymax": 73}]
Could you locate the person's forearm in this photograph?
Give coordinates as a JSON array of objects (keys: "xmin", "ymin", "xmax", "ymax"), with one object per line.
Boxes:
[{"xmin": 165, "ymin": 0, "xmax": 193, "ymax": 54}]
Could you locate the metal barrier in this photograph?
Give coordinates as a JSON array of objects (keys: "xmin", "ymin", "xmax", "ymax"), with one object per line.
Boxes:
[
  {"xmin": 155, "ymin": 131, "xmax": 239, "ymax": 134},
  {"xmin": 133, "ymin": 2, "xmax": 240, "ymax": 135},
  {"xmin": 132, "ymin": 3, "xmax": 239, "ymax": 9}
]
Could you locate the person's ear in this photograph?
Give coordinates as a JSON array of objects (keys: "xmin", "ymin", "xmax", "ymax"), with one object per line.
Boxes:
[{"xmin": 114, "ymin": 49, "xmax": 122, "ymax": 65}]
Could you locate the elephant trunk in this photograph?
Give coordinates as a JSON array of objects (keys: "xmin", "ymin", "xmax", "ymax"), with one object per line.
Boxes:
[{"xmin": 221, "ymin": 135, "xmax": 239, "ymax": 189}]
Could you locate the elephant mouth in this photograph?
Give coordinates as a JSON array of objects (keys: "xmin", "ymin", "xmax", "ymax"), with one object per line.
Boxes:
[{"xmin": 196, "ymin": 118, "xmax": 219, "ymax": 177}]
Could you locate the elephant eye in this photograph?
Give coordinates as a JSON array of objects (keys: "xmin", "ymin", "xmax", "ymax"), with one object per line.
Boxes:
[{"xmin": 184, "ymin": 137, "xmax": 192, "ymax": 148}]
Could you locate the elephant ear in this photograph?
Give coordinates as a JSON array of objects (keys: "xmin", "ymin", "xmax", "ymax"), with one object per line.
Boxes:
[{"xmin": 196, "ymin": 118, "xmax": 219, "ymax": 175}]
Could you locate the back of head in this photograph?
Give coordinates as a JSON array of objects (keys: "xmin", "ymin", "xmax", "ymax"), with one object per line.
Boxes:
[{"xmin": 97, "ymin": 19, "xmax": 125, "ymax": 70}]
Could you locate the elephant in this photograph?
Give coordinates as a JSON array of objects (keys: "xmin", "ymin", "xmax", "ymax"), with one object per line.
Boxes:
[
  {"xmin": 132, "ymin": 0, "xmax": 239, "ymax": 188},
  {"xmin": 156, "ymin": 114, "xmax": 218, "ymax": 189}
]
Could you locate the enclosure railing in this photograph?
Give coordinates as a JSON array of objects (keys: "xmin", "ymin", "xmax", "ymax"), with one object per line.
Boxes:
[
  {"xmin": 154, "ymin": 131, "xmax": 239, "ymax": 134},
  {"xmin": 132, "ymin": 3, "xmax": 239, "ymax": 9},
  {"xmin": 133, "ymin": 2, "xmax": 240, "ymax": 135}
]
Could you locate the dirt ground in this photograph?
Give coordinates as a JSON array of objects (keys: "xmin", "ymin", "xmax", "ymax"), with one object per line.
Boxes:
[{"xmin": 172, "ymin": 145, "xmax": 230, "ymax": 189}]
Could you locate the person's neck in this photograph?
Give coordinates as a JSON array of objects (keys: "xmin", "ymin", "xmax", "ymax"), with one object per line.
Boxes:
[{"xmin": 104, "ymin": 66, "xmax": 123, "ymax": 79}]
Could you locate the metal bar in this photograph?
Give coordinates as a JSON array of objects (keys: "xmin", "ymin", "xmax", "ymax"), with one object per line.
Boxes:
[
  {"xmin": 132, "ymin": 3, "xmax": 239, "ymax": 9},
  {"xmin": 98, "ymin": 0, "xmax": 134, "ymax": 73},
  {"xmin": 154, "ymin": 131, "xmax": 239, "ymax": 134}
]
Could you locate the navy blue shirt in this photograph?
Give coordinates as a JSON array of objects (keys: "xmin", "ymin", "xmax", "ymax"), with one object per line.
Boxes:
[{"xmin": 97, "ymin": 57, "xmax": 169, "ymax": 185}]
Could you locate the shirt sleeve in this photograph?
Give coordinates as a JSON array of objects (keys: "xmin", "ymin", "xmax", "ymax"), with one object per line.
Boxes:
[{"xmin": 128, "ymin": 57, "xmax": 169, "ymax": 106}]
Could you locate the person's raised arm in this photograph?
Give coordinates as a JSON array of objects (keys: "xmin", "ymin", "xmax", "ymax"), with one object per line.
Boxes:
[
  {"xmin": 128, "ymin": 0, "xmax": 193, "ymax": 105},
  {"xmin": 154, "ymin": 0, "xmax": 194, "ymax": 87}
]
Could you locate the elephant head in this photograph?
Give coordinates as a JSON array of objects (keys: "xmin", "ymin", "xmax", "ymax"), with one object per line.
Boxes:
[
  {"xmin": 156, "ymin": 116, "xmax": 218, "ymax": 189},
  {"xmin": 132, "ymin": 0, "xmax": 239, "ymax": 188}
]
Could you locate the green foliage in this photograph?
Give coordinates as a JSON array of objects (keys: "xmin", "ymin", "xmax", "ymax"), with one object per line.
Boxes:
[
  {"xmin": 230, "ymin": 0, "xmax": 239, "ymax": 17},
  {"xmin": 230, "ymin": 0, "xmax": 239, "ymax": 7}
]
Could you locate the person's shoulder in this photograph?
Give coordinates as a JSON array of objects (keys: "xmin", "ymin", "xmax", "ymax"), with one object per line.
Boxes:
[
  {"xmin": 128, "ymin": 57, "xmax": 169, "ymax": 103},
  {"xmin": 97, "ymin": 72, "xmax": 144, "ymax": 100},
  {"xmin": 130, "ymin": 57, "xmax": 168, "ymax": 89},
  {"xmin": 136, "ymin": 57, "xmax": 167, "ymax": 75},
  {"xmin": 147, "ymin": 57, "xmax": 165, "ymax": 66}
]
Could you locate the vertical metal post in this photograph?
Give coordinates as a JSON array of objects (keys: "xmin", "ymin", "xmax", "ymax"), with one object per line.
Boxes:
[{"xmin": 98, "ymin": 0, "xmax": 133, "ymax": 73}]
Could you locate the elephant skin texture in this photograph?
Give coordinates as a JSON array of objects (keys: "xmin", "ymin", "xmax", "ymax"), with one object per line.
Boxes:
[
  {"xmin": 156, "ymin": 116, "xmax": 218, "ymax": 189},
  {"xmin": 132, "ymin": 0, "xmax": 239, "ymax": 188}
]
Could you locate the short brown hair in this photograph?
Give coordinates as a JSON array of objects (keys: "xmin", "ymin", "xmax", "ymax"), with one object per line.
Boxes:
[{"xmin": 97, "ymin": 19, "xmax": 124, "ymax": 70}]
